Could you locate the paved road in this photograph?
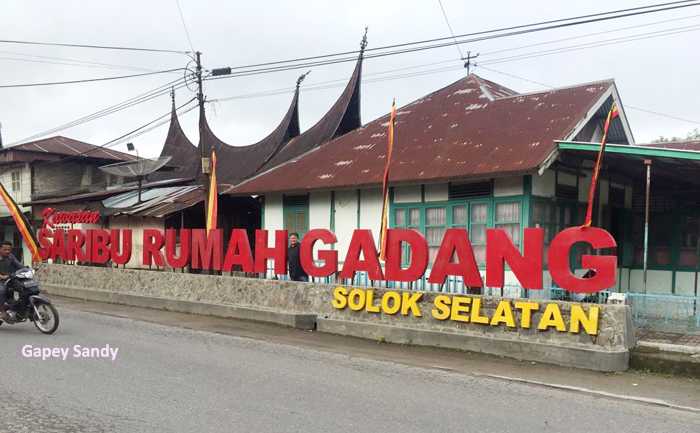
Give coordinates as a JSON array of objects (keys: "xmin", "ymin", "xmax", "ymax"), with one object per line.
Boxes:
[{"xmin": 1, "ymin": 308, "xmax": 698, "ymax": 433}]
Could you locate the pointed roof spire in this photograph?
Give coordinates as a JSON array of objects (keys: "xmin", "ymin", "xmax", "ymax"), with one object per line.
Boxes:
[
  {"xmin": 196, "ymin": 80, "xmax": 302, "ymax": 185},
  {"xmin": 360, "ymin": 26, "xmax": 368, "ymax": 53},
  {"xmin": 149, "ymin": 89, "xmax": 199, "ymax": 182},
  {"xmin": 296, "ymin": 70, "xmax": 311, "ymax": 89},
  {"xmin": 257, "ymin": 29, "xmax": 366, "ymax": 173}
]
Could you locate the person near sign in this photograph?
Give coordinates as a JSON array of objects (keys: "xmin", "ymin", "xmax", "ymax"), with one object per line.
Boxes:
[{"xmin": 287, "ymin": 232, "xmax": 308, "ymax": 282}]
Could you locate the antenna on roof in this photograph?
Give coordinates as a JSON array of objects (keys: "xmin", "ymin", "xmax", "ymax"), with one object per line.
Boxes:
[
  {"xmin": 360, "ymin": 26, "xmax": 369, "ymax": 53},
  {"xmin": 170, "ymin": 87, "xmax": 176, "ymax": 106},
  {"xmin": 463, "ymin": 51, "xmax": 479, "ymax": 75},
  {"xmin": 0, "ymin": 122, "xmax": 3, "ymax": 148},
  {"xmin": 296, "ymin": 70, "xmax": 311, "ymax": 88}
]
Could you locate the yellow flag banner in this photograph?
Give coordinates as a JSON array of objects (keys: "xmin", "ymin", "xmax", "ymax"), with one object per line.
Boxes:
[
  {"xmin": 583, "ymin": 103, "xmax": 619, "ymax": 227},
  {"xmin": 379, "ymin": 99, "xmax": 397, "ymax": 261},
  {"xmin": 206, "ymin": 150, "xmax": 218, "ymax": 232},
  {"xmin": 0, "ymin": 181, "xmax": 40, "ymax": 262}
]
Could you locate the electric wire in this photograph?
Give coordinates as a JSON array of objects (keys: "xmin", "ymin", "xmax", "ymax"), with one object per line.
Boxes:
[
  {"xmin": 203, "ymin": 1, "xmax": 700, "ymax": 82},
  {"xmin": 436, "ymin": 0, "xmax": 466, "ymax": 60},
  {"xmin": 175, "ymin": 0, "xmax": 196, "ymax": 54},
  {"xmin": 476, "ymin": 65, "xmax": 700, "ymax": 126},
  {"xmin": 0, "ymin": 50, "xmax": 158, "ymax": 72},
  {"xmin": 0, "ymin": 39, "xmax": 189, "ymax": 54},
  {"xmin": 0, "ymin": 67, "xmax": 185, "ymax": 89},
  {"xmin": 8, "ymin": 76, "xmax": 192, "ymax": 145},
  {"xmin": 215, "ymin": 0, "xmax": 700, "ymax": 73}
]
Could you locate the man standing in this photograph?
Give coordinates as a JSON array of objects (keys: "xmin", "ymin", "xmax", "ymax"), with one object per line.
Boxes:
[
  {"xmin": 0, "ymin": 241, "xmax": 24, "ymax": 321},
  {"xmin": 287, "ymin": 232, "xmax": 308, "ymax": 282}
]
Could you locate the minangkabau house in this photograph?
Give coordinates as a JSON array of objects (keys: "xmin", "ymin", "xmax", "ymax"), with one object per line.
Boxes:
[{"xmin": 30, "ymin": 42, "xmax": 700, "ymax": 329}]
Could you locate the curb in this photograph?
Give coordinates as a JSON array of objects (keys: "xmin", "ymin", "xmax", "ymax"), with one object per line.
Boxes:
[
  {"xmin": 43, "ymin": 284, "xmax": 317, "ymax": 331},
  {"xmin": 316, "ymin": 317, "xmax": 630, "ymax": 372},
  {"xmin": 475, "ymin": 373, "xmax": 700, "ymax": 413},
  {"xmin": 631, "ymin": 341, "xmax": 700, "ymax": 377}
]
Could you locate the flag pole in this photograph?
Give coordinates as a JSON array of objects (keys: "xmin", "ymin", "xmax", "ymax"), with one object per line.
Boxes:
[
  {"xmin": 583, "ymin": 103, "xmax": 619, "ymax": 227},
  {"xmin": 379, "ymin": 99, "xmax": 397, "ymax": 262}
]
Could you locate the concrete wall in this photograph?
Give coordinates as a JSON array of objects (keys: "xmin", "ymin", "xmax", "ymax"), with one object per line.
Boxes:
[
  {"xmin": 37, "ymin": 264, "xmax": 636, "ymax": 372},
  {"xmin": 107, "ymin": 215, "xmax": 164, "ymax": 269}
]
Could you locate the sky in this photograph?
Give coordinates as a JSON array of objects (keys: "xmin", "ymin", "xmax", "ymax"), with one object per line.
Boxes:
[{"xmin": 1, "ymin": 0, "xmax": 699, "ymax": 158}]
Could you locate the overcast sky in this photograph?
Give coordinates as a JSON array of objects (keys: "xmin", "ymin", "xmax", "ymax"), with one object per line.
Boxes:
[{"xmin": 1, "ymin": 0, "xmax": 699, "ymax": 157}]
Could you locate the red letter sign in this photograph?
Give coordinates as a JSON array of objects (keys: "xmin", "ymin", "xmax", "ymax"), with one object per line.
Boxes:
[
  {"xmin": 254, "ymin": 230, "xmax": 288, "ymax": 274},
  {"xmin": 222, "ymin": 229, "xmax": 254, "ymax": 272},
  {"xmin": 340, "ymin": 230, "xmax": 384, "ymax": 280},
  {"xmin": 428, "ymin": 228, "xmax": 482, "ymax": 287},
  {"xmin": 548, "ymin": 227, "xmax": 617, "ymax": 293},
  {"xmin": 486, "ymin": 228, "xmax": 543, "ymax": 289},
  {"xmin": 384, "ymin": 229, "xmax": 428, "ymax": 282},
  {"xmin": 191, "ymin": 229, "xmax": 223, "ymax": 270},
  {"xmin": 300, "ymin": 229, "xmax": 338, "ymax": 277}
]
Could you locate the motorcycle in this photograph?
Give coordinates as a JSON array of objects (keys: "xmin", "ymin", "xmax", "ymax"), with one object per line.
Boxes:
[{"xmin": 0, "ymin": 267, "xmax": 59, "ymax": 334}]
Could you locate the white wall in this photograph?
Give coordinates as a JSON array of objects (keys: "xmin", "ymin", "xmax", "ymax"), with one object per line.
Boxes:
[
  {"xmin": 532, "ymin": 170, "xmax": 555, "ymax": 197},
  {"xmin": 628, "ymin": 269, "xmax": 673, "ymax": 294},
  {"xmin": 494, "ymin": 176, "xmax": 523, "ymax": 197},
  {"xmin": 263, "ymin": 193, "xmax": 283, "ymax": 231},
  {"xmin": 309, "ymin": 191, "xmax": 331, "ymax": 231},
  {"xmin": 358, "ymin": 188, "xmax": 382, "ymax": 245},
  {"xmin": 0, "ymin": 163, "xmax": 31, "ymax": 216},
  {"xmin": 334, "ymin": 189, "xmax": 358, "ymax": 262},
  {"xmin": 674, "ymin": 272, "xmax": 698, "ymax": 296}
]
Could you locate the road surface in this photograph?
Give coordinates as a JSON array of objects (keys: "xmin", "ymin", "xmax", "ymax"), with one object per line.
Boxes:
[{"xmin": 1, "ymin": 304, "xmax": 698, "ymax": 433}]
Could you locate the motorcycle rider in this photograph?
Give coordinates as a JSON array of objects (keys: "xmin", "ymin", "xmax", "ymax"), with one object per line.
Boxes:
[{"xmin": 0, "ymin": 241, "xmax": 24, "ymax": 321}]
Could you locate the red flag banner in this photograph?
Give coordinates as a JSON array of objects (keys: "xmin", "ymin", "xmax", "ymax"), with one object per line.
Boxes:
[
  {"xmin": 206, "ymin": 150, "xmax": 218, "ymax": 232},
  {"xmin": 379, "ymin": 99, "xmax": 397, "ymax": 261},
  {"xmin": 0, "ymin": 182, "xmax": 41, "ymax": 262},
  {"xmin": 583, "ymin": 102, "xmax": 619, "ymax": 227}
]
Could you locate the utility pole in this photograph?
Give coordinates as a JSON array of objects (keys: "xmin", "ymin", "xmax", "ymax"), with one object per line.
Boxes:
[
  {"xmin": 195, "ymin": 51, "xmax": 207, "ymax": 177},
  {"xmin": 463, "ymin": 51, "xmax": 479, "ymax": 75}
]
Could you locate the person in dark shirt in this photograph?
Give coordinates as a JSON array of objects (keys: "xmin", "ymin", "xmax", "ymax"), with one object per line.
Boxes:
[
  {"xmin": 287, "ymin": 232, "xmax": 308, "ymax": 282},
  {"xmin": 0, "ymin": 241, "xmax": 24, "ymax": 321}
]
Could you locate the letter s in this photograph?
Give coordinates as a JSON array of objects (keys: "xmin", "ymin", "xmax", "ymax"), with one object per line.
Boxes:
[{"xmin": 331, "ymin": 287, "xmax": 348, "ymax": 309}]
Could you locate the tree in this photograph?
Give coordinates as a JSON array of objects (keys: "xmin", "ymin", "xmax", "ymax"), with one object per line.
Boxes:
[{"xmin": 652, "ymin": 128, "xmax": 700, "ymax": 143}]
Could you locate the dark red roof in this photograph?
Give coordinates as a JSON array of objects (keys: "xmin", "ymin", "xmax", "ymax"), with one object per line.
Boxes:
[
  {"xmin": 149, "ymin": 103, "xmax": 199, "ymax": 182},
  {"xmin": 5, "ymin": 136, "xmax": 135, "ymax": 162},
  {"xmin": 152, "ymin": 52, "xmax": 364, "ymax": 186},
  {"xmin": 233, "ymin": 74, "xmax": 613, "ymax": 194},
  {"xmin": 256, "ymin": 52, "xmax": 364, "ymax": 172},
  {"xmin": 199, "ymin": 87, "xmax": 300, "ymax": 184},
  {"xmin": 637, "ymin": 140, "xmax": 700, "ymax": 151}
]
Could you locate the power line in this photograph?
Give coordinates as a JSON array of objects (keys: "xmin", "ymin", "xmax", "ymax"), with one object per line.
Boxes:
[
  {"xmin": 216, "ymin": 0, "xmax": 700, "ymax": 73},
  {"xmin": 0, "ymin": 50, "xmax": 158, "ymax": 72},
  {"xmin": 0, "ymin": 67, "xmax": 184, "ymax": 89},
  {"xmin": 175, "ymin": 0, "xmax": 196, "ymax": 54},
  {"xmin": 436, "ymin": 0, "xmax": 466, "ymax": 61},
  {"xmin": 0, "ymin": 39, "xmax": 189, "ymax": 55},
  {"xmin": 475, "ymin": 65, "xmax": 700, "ymax": 126},
  {"xmin": 479, "ymin": 24, "xmax": 700, "ymax": 66},
  {"xmin": 204, "ymin": 1, "xmax": 700, "ymax": 83},
  {"xmin": 7, "ymin": 76, "xmax": 191, "ymax": 145},
  {"xmin": 41, "ymin": 98, "xmax": 199, "ymax": 165}
]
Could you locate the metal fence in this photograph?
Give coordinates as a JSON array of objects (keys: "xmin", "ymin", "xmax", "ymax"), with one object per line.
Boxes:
[{"xmin": 625, "ymin": 293, "xmax": 700, "ymax": 332}]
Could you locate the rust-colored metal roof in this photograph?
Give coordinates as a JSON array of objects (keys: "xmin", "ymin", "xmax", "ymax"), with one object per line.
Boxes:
[
  {"xmin": 637, "ymin": 139, "xmax": 700, "ymax": 151},
  {"xmin": 4, "ymin": 136, "xmax": 135, "ymax": 162},
  {"xmin": 198, "ymin": 87, "xmax": 300, "ymax": 184},
  {"xmin": 233, "ymin": 74, "xmax": 613, "ymax": 194},
  {"xmin": 25, "ymin": 178, "xmax": 192, "ymax": 205},
  {"xmin": 149, "ymin": 102, "xmax": 200, "ymax": 182},
  {"xmin": 255, "ymin": 51, "xmax": 364, "ymax": 172}
]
